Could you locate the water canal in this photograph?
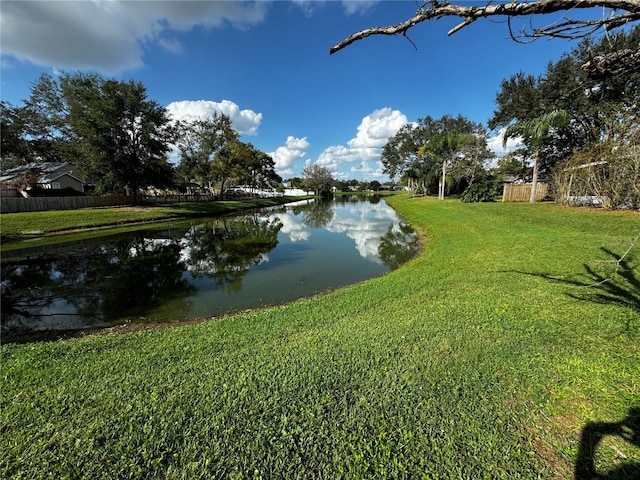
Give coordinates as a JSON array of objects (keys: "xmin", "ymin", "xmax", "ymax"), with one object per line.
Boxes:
[{"xmin": 1, "ymin": 196, "xmax": 419, "ymax": 338}]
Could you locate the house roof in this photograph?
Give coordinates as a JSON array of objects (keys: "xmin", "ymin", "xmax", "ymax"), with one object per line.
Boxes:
[
  {"xmin": 1, "ymin": 162, "xmax": 70, "ymax": 176},
  {"xmin": 0, "ymin": 163, "xmax": 83, "ymax": 188},
  {"xmin": 38, "ymin": 171, "xmax": 83, "ymax": 184}
]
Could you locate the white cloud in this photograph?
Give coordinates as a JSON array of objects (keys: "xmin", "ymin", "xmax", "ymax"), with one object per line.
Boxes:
[
  {"xmin": 342, "ymin": 1, "xmax": 379, "ymax": 15},
  {"xmin": 0, "ymin": 1, "xmax": 268, "ymax": 73},
  {"xmin": 292, "ymin": 0, "xmax": 378, "ymax": 16},
  {"xmin": 487, "ymin": 127, "xmax": 523, "ymax": 157},
  {"xmin": 166, "ymin": 100, "xmax": 262, "ymax": 136},
  {"xmin": 326, "ymin": 201, "xmax": 399, "ymax": 261},
  {"xmin": 316, "ymin": 107, "xmax": 408, "ymax": 180},
  {"xmin": 269, "ymin": 136, "xmax": 311, "ymax": 177},
  {"xmin": 276, "ymin": 211, "xmax": 312, "ymax": 242}
]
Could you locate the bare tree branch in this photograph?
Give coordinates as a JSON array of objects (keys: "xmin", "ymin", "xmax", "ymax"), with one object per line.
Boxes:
[
  {"xmin": 588, "ymin": 229, "xmax": 640, "ymax": 286},
  {"xmin": 582, "ymin": 44, "xmax": 640, "ymax": 78},
  {"xmin": 330, "ymin": 0, "xmax": 640, "ymax": 78}
]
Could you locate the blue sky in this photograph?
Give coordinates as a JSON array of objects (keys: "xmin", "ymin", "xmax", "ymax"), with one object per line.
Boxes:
[{"xmin": 1, "ymin": 1, "xmax": 588, "ymax": 181}]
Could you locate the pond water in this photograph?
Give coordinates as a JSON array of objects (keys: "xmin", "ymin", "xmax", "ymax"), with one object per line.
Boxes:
[{"xmin": 1, "ymin": 196, "xmax": 419, "ymax": 338}]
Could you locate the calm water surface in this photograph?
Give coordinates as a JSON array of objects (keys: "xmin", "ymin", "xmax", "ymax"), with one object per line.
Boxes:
[{"xmin": 1, "ymin": 196, "xmax": 418, "ymax": 337}]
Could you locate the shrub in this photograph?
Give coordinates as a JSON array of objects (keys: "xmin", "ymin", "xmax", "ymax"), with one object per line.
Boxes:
[{"xmin": 460, "ymin": 179, "xmax": 499, "ymax": 203}]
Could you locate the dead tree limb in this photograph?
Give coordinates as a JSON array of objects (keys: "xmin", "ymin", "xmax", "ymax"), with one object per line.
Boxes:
[{"xmin": 330, "ymin": 0, "xmax": 640, "ymax": 79}]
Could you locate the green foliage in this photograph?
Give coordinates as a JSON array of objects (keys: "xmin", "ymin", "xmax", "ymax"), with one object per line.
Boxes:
[
  {"xmin": 174, "ymin": 113, "xmax": 237, "ymax": 193},
  {"xmin": 503, "ymin": 109, "xmax": 571, "ymax": 203},
  {"xmin": 460, "ymin": 179, "xmax": 499, "ymax": 203},
  {"xmin": 492, "ymin": 149, "xmax": 530, "ymax": 182},
  {"xmin": 175, "ymin": 116, "xmax": 280, "ymax": 196},
  {"xmin": 0, "ymin": 102, "xmax": 30, "ymax": 166},
  {"xmin": 490, "ymin": 26, "xmax": 640, "ymax": 176},
  {"xmin": 62, "ymin": 74, "xmax": 176, "ymax": 199},
  {"xmin": 6, "ymin": 73, "xmax": 278, "ymax": 202},
  {"xmin": 368, "ymin": 180, "xmax": 381, "ymax": 191},
  {"xmin": 383, "ymin": 115, "xmax": 493, "ymax": 197},
  {"xmin": 2, "ymin": 197, "xmax": 639, "ymax": 478}
]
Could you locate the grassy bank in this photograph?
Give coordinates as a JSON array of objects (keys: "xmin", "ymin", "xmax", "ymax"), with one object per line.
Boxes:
[
  {"xmin": 2, "ymin": 196, "xmax": 639, "ymax": 479},
  {"xmin": 0, "ymin": 196, "xmax": 304, "ymax": 244}
]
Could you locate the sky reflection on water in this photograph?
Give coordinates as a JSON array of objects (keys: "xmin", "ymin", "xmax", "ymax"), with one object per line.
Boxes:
[{"xmin": 1, "ymin": 196, "xmax": 418, "ymax": 338}]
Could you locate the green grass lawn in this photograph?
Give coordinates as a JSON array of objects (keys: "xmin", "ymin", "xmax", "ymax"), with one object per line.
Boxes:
[
  {"xmin": 2, "ymin": 196, "xmax": 639, "ymax": 479},
  {"xmin": 0, "ymin": 196, "xmax": 301, "ymax": 243}
]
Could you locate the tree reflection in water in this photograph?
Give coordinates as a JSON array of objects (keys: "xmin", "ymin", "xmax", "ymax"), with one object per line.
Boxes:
[
  {"xmin": 1, "ymin": 197, "xmax": 418, "ymax": 339},
  {"xmin": 182, "ymin": 215, "xmax": 282, "ymax": 292},
  {"xmin": 2, "ymin": 233, "xmax": 197, "ymax": 331},
  {"xmin": 378, "ymin": 221, "xmax": 420, "ymax": 270}
]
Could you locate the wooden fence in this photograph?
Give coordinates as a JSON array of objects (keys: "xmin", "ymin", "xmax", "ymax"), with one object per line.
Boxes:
[
  {"xmin": 502, "ymin": 183, "xmax": 549, "ymax": 202},
  {"xmin": 0, "ymin": 195, "xmax": 135, "ymax": 213},
  {"xmin": 0, "ymin": 192, "xmax": 276, "ymax": 213}
]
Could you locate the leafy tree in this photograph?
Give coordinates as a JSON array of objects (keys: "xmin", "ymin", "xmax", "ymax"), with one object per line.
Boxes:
[
  {"xmin": 420, "ymin": 130, "xmax": 476, "ymax": 200},
  {"xmin": 301, "ymin": 164, "xmax": 334, "ymax": 197},
  {"xmin": 383, "ymin": 115, "xmax": 490, "ymax": 196},
  {"xmin": 381, "ymin": 122, "xmax": 430, "ymax": 184},
  {"xmin": 1, "ymin": 74, "xmax": 74, "ymax": 167},
  {"xmin": 368, "ymin": 180, "xmax": 381, "ymax": 191},
  {"xmin": 62, "ymin": 73, "xmax": 175, "ymax": 200},
  {"xmin": 489, "ymin": 72, "xmax": 543, "ymax": 129},
  {"xmin": 503, "ymin": 109, "xmax": 571, "ymax": 203},
  {"xmin": 492, "ymin": 149, "xmax": 531, "ymax": 182},
  {"xmin": 210, "ymin": 139, "xmax": 247, "ymax": 196},
  {"xmin": 0, "ymin": 102, "xmax": 29, "ymax": 169},
  {"xmin": 235, "ymin": 143, "xmax": 282, "ymax": 192},
  {"xmin": 20, "ymin": 73, "xmax": 73, "ymax": 163},
  {"xmin": 174, "ymin": 113, "xmax": 236, "ymax": 193},
  {"xmin": 491, "ymin": 27, "xmax": 640, "ymax": 175},
  {"xmin": 174, "ymin": 120, "xmax": 213, "ymax": 193},
  {"xmin": 453, "ymin": 130, "xmax": 495, "ymax": 188},
  {"xmin": 287, "ymin": 177, "xmax": 305, "ymax": 189},
  {"xmin": 333, "ymin": 179, "xmax": 350, "ymax": 192}
]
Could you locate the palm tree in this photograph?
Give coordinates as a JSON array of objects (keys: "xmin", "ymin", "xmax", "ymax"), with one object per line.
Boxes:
[
  {"xmin": 419, "ymin": 131, "xmax": 474, "ymax": 200},
  {"xmin": 502, "ymin": 109, "xmax": 571, "ymax": 203}
]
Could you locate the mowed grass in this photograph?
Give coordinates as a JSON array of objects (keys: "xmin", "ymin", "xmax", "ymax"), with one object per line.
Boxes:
[
  {"xmin": 2, "ymin": 196, "xmax": 639, "ymax": 479},
  {"xmin": 0, "ymin": 197, "xmax": 300, "ymax": 240}
]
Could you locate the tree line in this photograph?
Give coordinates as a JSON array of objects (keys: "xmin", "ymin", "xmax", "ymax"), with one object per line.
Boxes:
[
  {"xmin": 380, "ymin": 26, "xmax": 639, "ymax": 207},
  {"xmin": 1, "ymin": 73, "xmax": 281, "ymax": 201},
  {"xmin": 2, "ymin": 25, "xmax": 638, "ymax": 207}
]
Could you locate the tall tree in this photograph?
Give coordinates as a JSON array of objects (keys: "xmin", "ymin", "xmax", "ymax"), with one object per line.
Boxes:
[
  {"xmin": 9, "ymin": 74, "xmax": 73, "ymax": 164},
  {"xmin": 0, "ymin": 102, "xmax": 30, "ymax": 169},
  {"xmin": 491, "ymin": 27, "xmax": 640, "ymax": 178},
  {"xmin": 174, "ymin": 114, "xmax": 236, "ymax": 193},
  {"xmin": 301, "ymin": 164, "xmax": 334, "ymax": 197},
  {"xmin": 63, "ymin": 73, "xmax": 175, "ymax": 200},
  {"xmin": 210, "ymin": 138, "xmax": 245, "ymax": 196},
  {"xmin": 383, "ymin": 114, "xmax": 489, "ymax": 196},
  {"xmin": 236, "ymin": 143, "xmax": 281, "ymax": 191},
  {"xmin": 503, "ymin": 109, "xmax": 571, "ymax": 202},
  {"xmin": 419, "ymin": 131, "xmax": 475, "ymax": 200}
]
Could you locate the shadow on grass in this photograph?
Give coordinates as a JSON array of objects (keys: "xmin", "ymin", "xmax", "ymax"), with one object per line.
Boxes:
[
  {"xmin": 509, "ymin": 246, "xmax": 639, "ymax": 332},
  {"xmin": 574, "ymin": 406, "xmax": 640, "ymax": 480},
  {"xmin": 563, "ymin": 247, "xmax": 639, "ymax": 314}
]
